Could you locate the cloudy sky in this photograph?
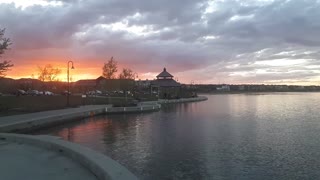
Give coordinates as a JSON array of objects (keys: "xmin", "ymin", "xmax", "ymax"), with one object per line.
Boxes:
[{"xmin": 1, "ymin": 0, "xmax": 320, "ymax": 84}]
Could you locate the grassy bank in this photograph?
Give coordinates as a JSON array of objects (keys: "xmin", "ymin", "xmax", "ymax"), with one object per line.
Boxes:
[{"xmin": 0, "ymin": 95, "xmax": 134, "ymax": 116}]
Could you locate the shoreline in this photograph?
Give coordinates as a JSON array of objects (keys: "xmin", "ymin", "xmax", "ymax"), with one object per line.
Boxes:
[
  {"xmin": 0, "ymin": 104, "xmax": 160, "ymax": 133},
  {"xmin": 0, "ymin": 96, "xmax": 207, "ymax": 133},
  {"xmin": 198, "ymin": 91, "xmax": 320, "ymax": 95},
  {"xmin": 158, "ymin": 96, "xmax": 208, "ymax": 104},
  {"xmin": 0, "ymin": 96, "xmax": 208, "ymax": 180}
]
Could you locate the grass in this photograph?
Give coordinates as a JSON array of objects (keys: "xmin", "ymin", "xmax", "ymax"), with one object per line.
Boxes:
[{"xmin": 0, "ymin": 95, "xmax": 135, "ymax": 117}]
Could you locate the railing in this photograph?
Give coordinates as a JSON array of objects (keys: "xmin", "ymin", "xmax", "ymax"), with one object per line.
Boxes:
[
  {"xmin": 158, "ymin": 96, "xmax": 208, "ymax": 104},
  {"xmin": 105, "ymin": 104, "xmax": 161, "ymax": 113}
]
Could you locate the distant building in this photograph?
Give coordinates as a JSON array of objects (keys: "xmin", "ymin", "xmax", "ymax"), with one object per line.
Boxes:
[
  {"xmin": 238, "ymin": 85, "xmax": 245, "ymax": 91},
  {"xmin": 74, "ymin": 76, "xmax": 134, "ymax": 93},
  {"xmin": 74, "ymin": 78, "xmax": 98, "ymax": 92},
  {"xmin": 135, "ymin": 79, "xmax": 152, "ymax": 88},
  {"xmin": 216, "ymin": 85, "xmax": 230, "ymax": 91},
  {"xmin": 16, "ymin": 78, "xmax": 43, "ymax": 90},
  {"xmin": 151, "ymin": 68, "xmax": 181, "ymax": 99},
  {"xmin": 274, "ymin": 85, "xmax": 289, "ymax": 91},
  {"xmin": 0, "ymin": 77, "xmax": 16, "ymax": 93}
]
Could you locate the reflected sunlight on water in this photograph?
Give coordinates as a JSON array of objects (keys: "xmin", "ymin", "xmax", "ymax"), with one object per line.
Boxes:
[{"xmin": 35, "ymin": 93, "xmax": 320, "ymax": 179}]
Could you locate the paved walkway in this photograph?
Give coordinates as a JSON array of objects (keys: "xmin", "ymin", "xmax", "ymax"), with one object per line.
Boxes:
[
  {"xmin": 0, "ymin": 140, "xmax": 98, "ymax": 180},
  {"xmin": 0, "ymin": 97, "xmax": 207, "ymax": 133},
  {"xmin": 0, "ymin": 105, "xmax": 110, "ymax": 127}
]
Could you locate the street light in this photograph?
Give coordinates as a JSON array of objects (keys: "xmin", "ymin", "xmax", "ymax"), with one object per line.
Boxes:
[{"xmin": 67, "ymin": 61, "xmax": 74, "ymax": 107}]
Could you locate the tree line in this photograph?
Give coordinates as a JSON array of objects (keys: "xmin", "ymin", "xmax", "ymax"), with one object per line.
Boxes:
[
  {"xmin": 0, "ymin": 28, "xmax": 136, "ymax": 81},
  {"xmin": 102, "ymin": 56, "xmax": 137, "ymax": 80}
]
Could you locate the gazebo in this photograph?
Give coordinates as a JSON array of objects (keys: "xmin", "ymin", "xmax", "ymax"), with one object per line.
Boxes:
[{"xmin": 151, "ymin": 68, "xmax": 181, "ymax": 99}]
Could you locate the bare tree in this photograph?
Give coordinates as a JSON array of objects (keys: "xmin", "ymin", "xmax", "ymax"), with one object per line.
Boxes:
[
  {"xmin": 0, "ymin": 61, "xmax": 13, "ymax": 77},
  {"xmin": 0, "ymin": 28, "xmax": 13, "ymax": 77},
  {"xmin": 119, "ymin": 68, "xmax": 135, "ymax": 79},
  {"xmin": 37, "ymin": 64, "xmax": 61, "ymax": 82},
  {"xmin": 102, "ymin": 57, "xmax": 118, "ymax": 79}
]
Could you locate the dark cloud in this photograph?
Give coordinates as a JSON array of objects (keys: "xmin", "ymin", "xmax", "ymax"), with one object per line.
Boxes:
[{"xmin": 1, "ymin": 0, "xmax": 320, "ymax": 84}]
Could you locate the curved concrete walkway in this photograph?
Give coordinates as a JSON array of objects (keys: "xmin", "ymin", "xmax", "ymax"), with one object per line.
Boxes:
[
  {"xmin": 0, "ymin": 133, "xmax": 138, "ymax": 180},
  {"xmin": 0, "ymin": 97, "xmax": 207, "ymax": 133},
  {"xmin": 0, "ymin": 104, "xmax": 161, "ymax": 133},
  {"xmin": 0, "ymin": 140, "xmax": 98, "ymax": 180},
  {"xmin": 0, "ymin": 105, "xmax": 110, "ymax": 127}
]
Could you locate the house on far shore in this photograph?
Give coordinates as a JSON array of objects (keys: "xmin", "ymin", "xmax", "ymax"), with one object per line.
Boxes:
[
  {"xmin": 74, "ymin": 78, "xmax": 100, "ymax": 92},
  {"xmin": 135, "ymin": 79, "xmax": 152, "ymax": 88},
  {"xmin": 151, "ymin": 68, "xmax": 181, "ymax": 99},
  {"xmin": 74, "ymin": 76, "xmax": 134, "ymax": 93},
  {"xmin": 216, "ymin": 85, "xmax": 230, "ymax": 91}
]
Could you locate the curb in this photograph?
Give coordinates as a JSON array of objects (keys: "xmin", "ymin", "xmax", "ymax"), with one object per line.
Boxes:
[{"xmin": 0, "ymin": 133, "xmax": 138, "ymax": 180}]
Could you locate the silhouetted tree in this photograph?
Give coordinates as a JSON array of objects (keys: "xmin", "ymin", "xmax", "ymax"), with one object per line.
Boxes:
[
  {"xmin": 102, "ymin": 57, "xmax": 118, "ymax": 79},
  {"xmin": 0, "ymin": 28, "xmax": 13, "ymax": 77},
  {"xmin": 37, "ymin": 64, "xmax": 61, "ymax": 82},
  {"xmin": 119, "ymin": 68, "xmax": 135, "ymax": 79}
]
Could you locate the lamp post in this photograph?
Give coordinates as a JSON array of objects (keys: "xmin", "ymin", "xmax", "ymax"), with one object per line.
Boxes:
[{"xmin": 67, "ymin": 61, "xmax": 74, "ymax": 107}]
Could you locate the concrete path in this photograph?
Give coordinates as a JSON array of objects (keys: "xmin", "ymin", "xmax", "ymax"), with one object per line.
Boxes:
[
  {"xmin": 0, "ymin": 141, "xmax": 98, "ymax": 180},
  {"xmin": 0, "ymin": 97, "xmax": 206, "ymax": 133},
  {"xmin": 0, "ymin": 133, "xmax": 138, "ymax": 180},
  {"xmin": 0, "ymin": 105, "xmax": 112, "ymax": 133},
  {"xmin": 0, "ymin": 103, "xmax": 161, "ymax": 133},
  {"xmin": 0, "ymin": 105, "xmax": 110, "ymax": 126}
]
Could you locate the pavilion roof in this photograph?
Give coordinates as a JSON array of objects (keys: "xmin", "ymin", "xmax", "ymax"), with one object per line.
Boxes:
[{"xmin": 156, "ymin": 68, "xmax": 174, "ymax": 78}]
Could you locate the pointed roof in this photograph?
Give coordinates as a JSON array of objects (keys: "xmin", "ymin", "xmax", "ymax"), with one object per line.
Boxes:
[
  {"xmin": 156, "ymin": 68, "xmax": 174, "ymax": 78},
  {"xmin": 75, "ymin": 79, "xmax": 97, "ymax": 86},
  {"xmin": 96, "ymin": 76, "xmax": 106, "ymax": 81}
]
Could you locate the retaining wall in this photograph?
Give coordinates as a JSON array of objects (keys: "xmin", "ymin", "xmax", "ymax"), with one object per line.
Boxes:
[
  {"xmin": 158, "ymin": 96, "xmax": 208, "ymax": 104},
  {"xmin": 106, "ymin": 104, "xmax": 161, "ymax": 113}
]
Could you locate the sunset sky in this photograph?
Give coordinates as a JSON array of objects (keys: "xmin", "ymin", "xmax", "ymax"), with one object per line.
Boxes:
[{"xmin": 1, "ymin": 0, "xmax": 320, "ymax": 84}]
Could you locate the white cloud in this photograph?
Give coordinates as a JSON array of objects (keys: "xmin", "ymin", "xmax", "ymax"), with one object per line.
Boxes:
[
  {"xmin": 229, "ymin": 14, "xmax": 255, "ymax": 21},
  {"xmin": 1, "ymin": 0, "xmax": 320, "ymax": 84},
  {"xmin": 0, "ymin": 0, "xmax": 62, "ymax": 9},
  {"xmin": 254, "ymin": 59, "xmax": 308, "ymax": 67}
]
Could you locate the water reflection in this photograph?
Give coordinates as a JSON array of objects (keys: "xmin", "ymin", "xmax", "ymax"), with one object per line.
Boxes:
[{"xmin": 35, "ymin": 93, "xmax": 320, "ymax": 179}]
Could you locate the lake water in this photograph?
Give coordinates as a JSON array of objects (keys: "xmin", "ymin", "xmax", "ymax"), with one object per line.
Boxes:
[{"xmin": 35, "ymin": 93, "xmax": 320, "ymax": 179}]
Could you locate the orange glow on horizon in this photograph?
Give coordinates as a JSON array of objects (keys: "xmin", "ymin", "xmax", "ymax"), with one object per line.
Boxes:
[
  {"xmin": 4, "ymin": 60, "xmax": 103, "ymax": 81},
  {"xmin": 6, "ymin": 66, "xmax": 102, "ymax": 82},
  {"xmin": 4, "ymin": 60, "xmax": 157, "ymax": 82}
]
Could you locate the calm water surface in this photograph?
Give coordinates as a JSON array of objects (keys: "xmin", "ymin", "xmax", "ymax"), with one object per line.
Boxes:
[{"xmin": 35, "ymin": 93, "xmax": 320, "ymax": 179}]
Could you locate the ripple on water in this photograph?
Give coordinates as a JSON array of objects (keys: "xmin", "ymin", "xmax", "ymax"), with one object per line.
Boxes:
[{"xmin": 34, "ymin": 93, "xmax": 320, "ymax": 179}]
